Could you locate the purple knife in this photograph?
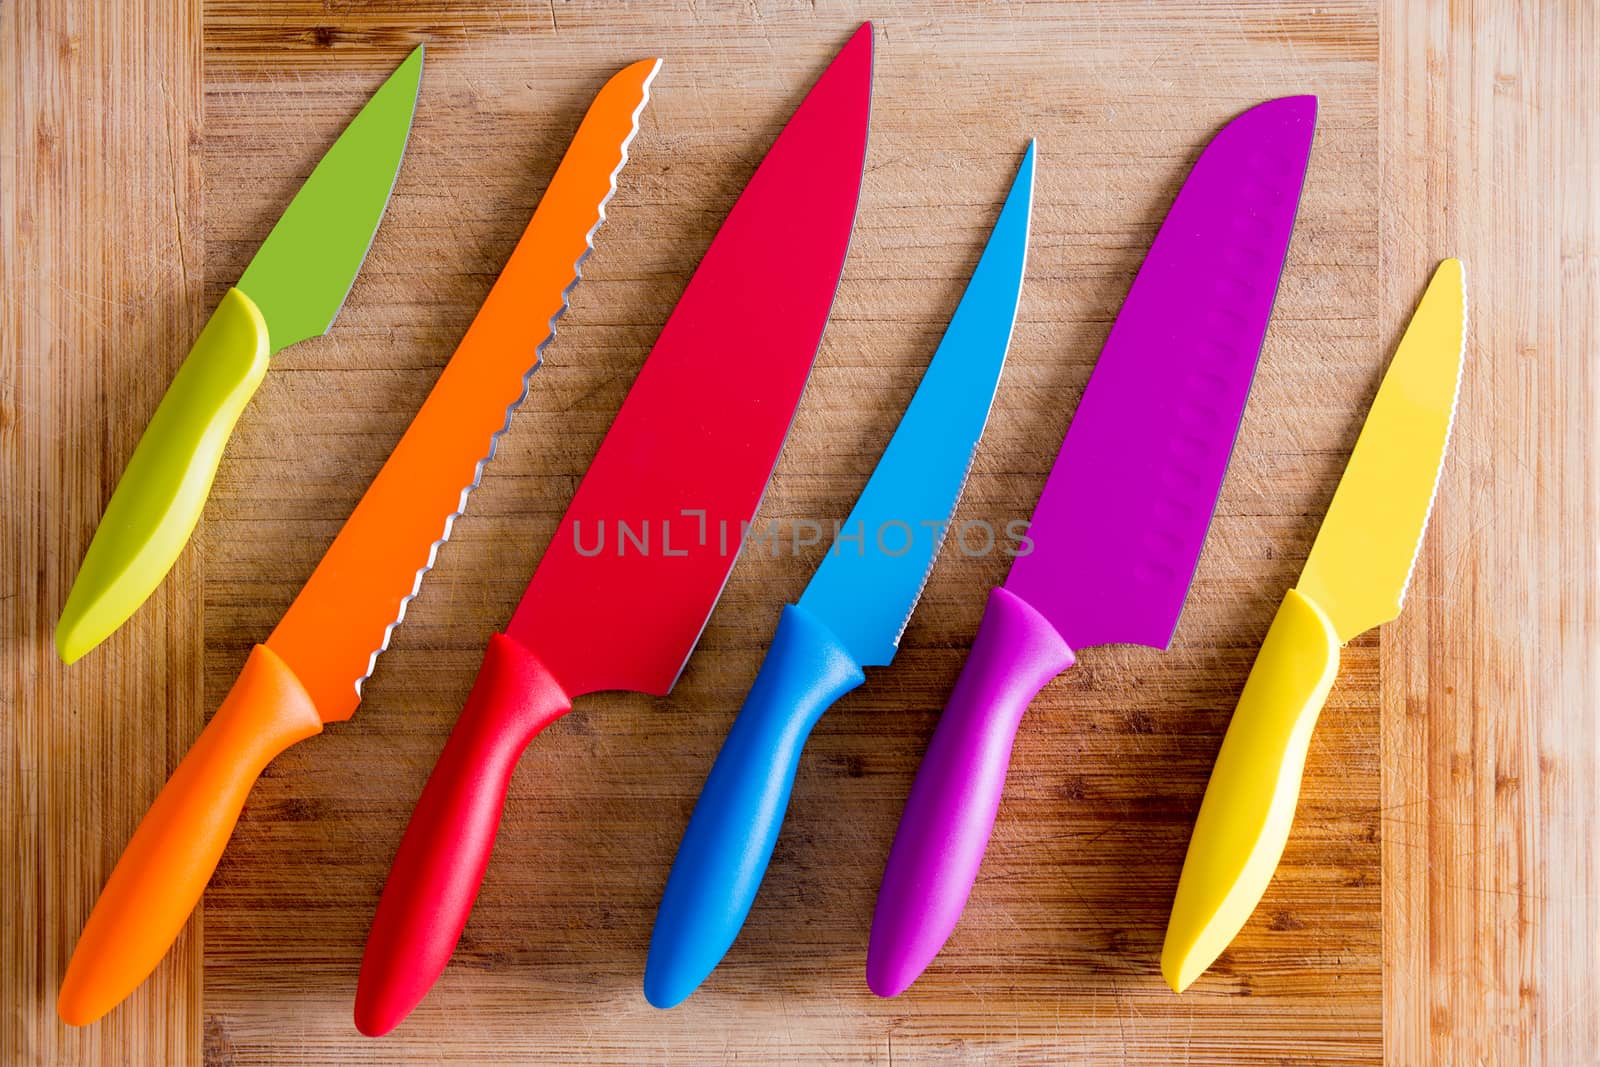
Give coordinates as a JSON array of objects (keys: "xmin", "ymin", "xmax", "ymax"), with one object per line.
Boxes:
[{"xmin": 867, "ymin": 96, "xmax": 1317, "ymax": 997}]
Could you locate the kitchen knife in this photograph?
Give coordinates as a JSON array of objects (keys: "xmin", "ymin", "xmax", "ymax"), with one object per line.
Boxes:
[
  {"xmin": 55, "ymin": 59, "xmax": 660, "ymax": 1026},
  {"xmin": 1162, "ymin": 259, "xmax": 1465, "ymax": 993},
  {"xmin": 644, "ymin": 142, "xmax": 1035, "ymax": 1009},
  {"xmin": 55, "ymin": 47, "xmax": 424, "ymax": 664},
  {"xmin": 867, "ymin": 95, "xmax": 1318, "ymax": 998},
  {"xmin": 354, "ymin": 25, "xmax": 873, "ymax": 1037}
]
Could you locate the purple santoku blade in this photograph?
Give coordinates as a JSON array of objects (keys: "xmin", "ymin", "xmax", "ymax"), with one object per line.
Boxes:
[
  {"xmin": 1005, "ymin": 97, "xmax": 1316, "ymax": 648},
  {"xmin": 868, "ymin": 96, "xmax": 1316, "ymax": 997}
]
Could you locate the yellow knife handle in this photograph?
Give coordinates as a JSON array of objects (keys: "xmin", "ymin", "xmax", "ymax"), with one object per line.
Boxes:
[
  {"xmin": 57, "ymin": 644, "xmax": 323, "ymax": 1025},
  {"xmin": 55, "ymin": 288, "xmax": 270, "ymax": 663},
  {"xmin": 1161, "ymin": 587, "xmax": 1341, "ymax": 992}
]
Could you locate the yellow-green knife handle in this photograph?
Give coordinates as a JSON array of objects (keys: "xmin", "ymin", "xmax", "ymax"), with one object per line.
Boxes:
[
  {"xmin": 55, "ymin": 288, "xmax": 269, "ymax": 663},
  {"xmin": 1161, "ymin": 587, "xmax": 1341, "ymax": 992}
]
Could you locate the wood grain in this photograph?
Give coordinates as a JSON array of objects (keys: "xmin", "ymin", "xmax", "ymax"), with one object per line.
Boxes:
[
  {"xmin": 2, "ymin": 1, "xmax": 1593, "ymax": 1065},
  {"xmin": 1379, "ymin": 2, "xmax": 1599, "ymax": 1064},
  {"xmin": 199, "ymin": 3, "xmax": 1380, "ymax": 1064},
  {"xmin": 1, "ymin": 1, "xmax": 204, "ymax": 1065}
]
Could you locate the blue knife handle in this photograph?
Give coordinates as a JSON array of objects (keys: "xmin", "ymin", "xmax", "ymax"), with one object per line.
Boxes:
[{"xmin": 645, "ymin": 603, "xmax": 865, "ymax": 1008}]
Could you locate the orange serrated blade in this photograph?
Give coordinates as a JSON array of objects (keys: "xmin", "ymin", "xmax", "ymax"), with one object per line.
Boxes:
[
  {"xmin": 269, "ymin": 58, "xmax": 659, "ymax": 721},
  {"xmin": 57, "ymin": 58, "xmax": 661, "ymax": 1029}
]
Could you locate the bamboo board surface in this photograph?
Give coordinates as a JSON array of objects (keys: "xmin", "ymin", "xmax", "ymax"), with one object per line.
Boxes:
[
  {"xmin": 2, "ymin": 2, "xmax": 1593, "ymax": 1065},
  {"xmin": 1378, "ymin": 3, "xmax": 1598, "ymax": 1063},
  {"xmin": 206, "ymin": 5, "xmax": 1381, "ymax": 1063},
  {"xmin": 3, "ymin": 0, "xmax": 205, "ymax": 1065}
]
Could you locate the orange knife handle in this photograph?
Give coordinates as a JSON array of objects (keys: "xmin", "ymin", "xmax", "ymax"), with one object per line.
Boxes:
[
  {"xmin": 58, "ymin": 644, "xmax": 323, "ymax": 1026},
  {"xmin": 355, "ymin": 632, "xmax": 572, "ymax": 1037}
]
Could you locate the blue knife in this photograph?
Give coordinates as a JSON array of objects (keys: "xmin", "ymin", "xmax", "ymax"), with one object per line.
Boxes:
[{"xmin": 644, "ymin": 142, "xmax": 1036, "ymax": 1008}]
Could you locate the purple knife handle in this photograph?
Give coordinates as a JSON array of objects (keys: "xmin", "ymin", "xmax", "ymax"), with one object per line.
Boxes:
[{"xmin": 867, "ymin": 586, "xmax": 1075, "ymax": 997}]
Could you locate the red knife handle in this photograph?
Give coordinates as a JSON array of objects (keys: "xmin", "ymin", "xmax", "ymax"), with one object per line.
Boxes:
[{"xmin": 355, "ymin": 632, "xmax": 570, "ymax": 1036}]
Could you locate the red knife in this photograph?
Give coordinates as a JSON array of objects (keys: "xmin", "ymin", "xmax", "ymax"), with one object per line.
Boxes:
[{"xmin": 354, "ymin": 25, "xmax": 874, "ymax": 1035}]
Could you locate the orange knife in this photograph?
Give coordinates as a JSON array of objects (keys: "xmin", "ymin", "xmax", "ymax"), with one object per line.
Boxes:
[{"xmin": 57, "ymin": 58, "xmax": 660, "ymax": 1026}]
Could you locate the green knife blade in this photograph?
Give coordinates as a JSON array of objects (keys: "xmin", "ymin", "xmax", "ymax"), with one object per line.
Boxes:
[
  {"xmin": 238, "ymin": 45, "xmax": 423, "ymax": 347},
  {"xmin": 56, "ymin": 45, "xmax": 424, "ymax": 663}
]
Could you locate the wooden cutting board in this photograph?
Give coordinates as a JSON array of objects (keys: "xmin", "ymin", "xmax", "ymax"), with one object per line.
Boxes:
[
  {"xmin": 193, "ymin": 4, "xmax": 1381, "ymax": 1063},
  {"xmin": 14, "ymin": 2, "xmax": 1600, "ymax": 1065}
]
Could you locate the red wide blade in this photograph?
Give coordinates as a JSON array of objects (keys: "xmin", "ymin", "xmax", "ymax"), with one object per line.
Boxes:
[{"xmin": 506, "ymin": 25, "xmax": 873, "ymax": 697}]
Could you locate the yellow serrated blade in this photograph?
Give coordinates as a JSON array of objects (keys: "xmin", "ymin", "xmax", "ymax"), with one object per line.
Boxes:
[{"xmin": 1298, "ymin": 258, "xmax": 1466, "ymax": 642}]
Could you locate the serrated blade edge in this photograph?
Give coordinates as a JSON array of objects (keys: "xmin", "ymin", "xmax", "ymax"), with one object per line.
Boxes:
[
  {"xmin": 1298, "ymin": 258, "xmax": 1466, "ymax": 642},
  {"xmin": 797, "ymin": 141, "xmax": 1034, "ymax": 667},
  {"xmin": 265, "ymin": 59, "xmax": 659, "ymax": 721},
  {"xmin": 1397, "ymin": 262, "xmax": 1467, "ymax": 605}
]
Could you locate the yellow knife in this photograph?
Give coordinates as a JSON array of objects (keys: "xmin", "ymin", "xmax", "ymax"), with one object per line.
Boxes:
[{"xmin": 1162, "ymin": 258, "xmax": 1466, "ymax": 992}]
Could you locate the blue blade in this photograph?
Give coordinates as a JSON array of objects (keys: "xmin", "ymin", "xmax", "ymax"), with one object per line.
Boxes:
[{"xmin": 798, "ymin": 143, "xmax": 1034, "ymax": 667}]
